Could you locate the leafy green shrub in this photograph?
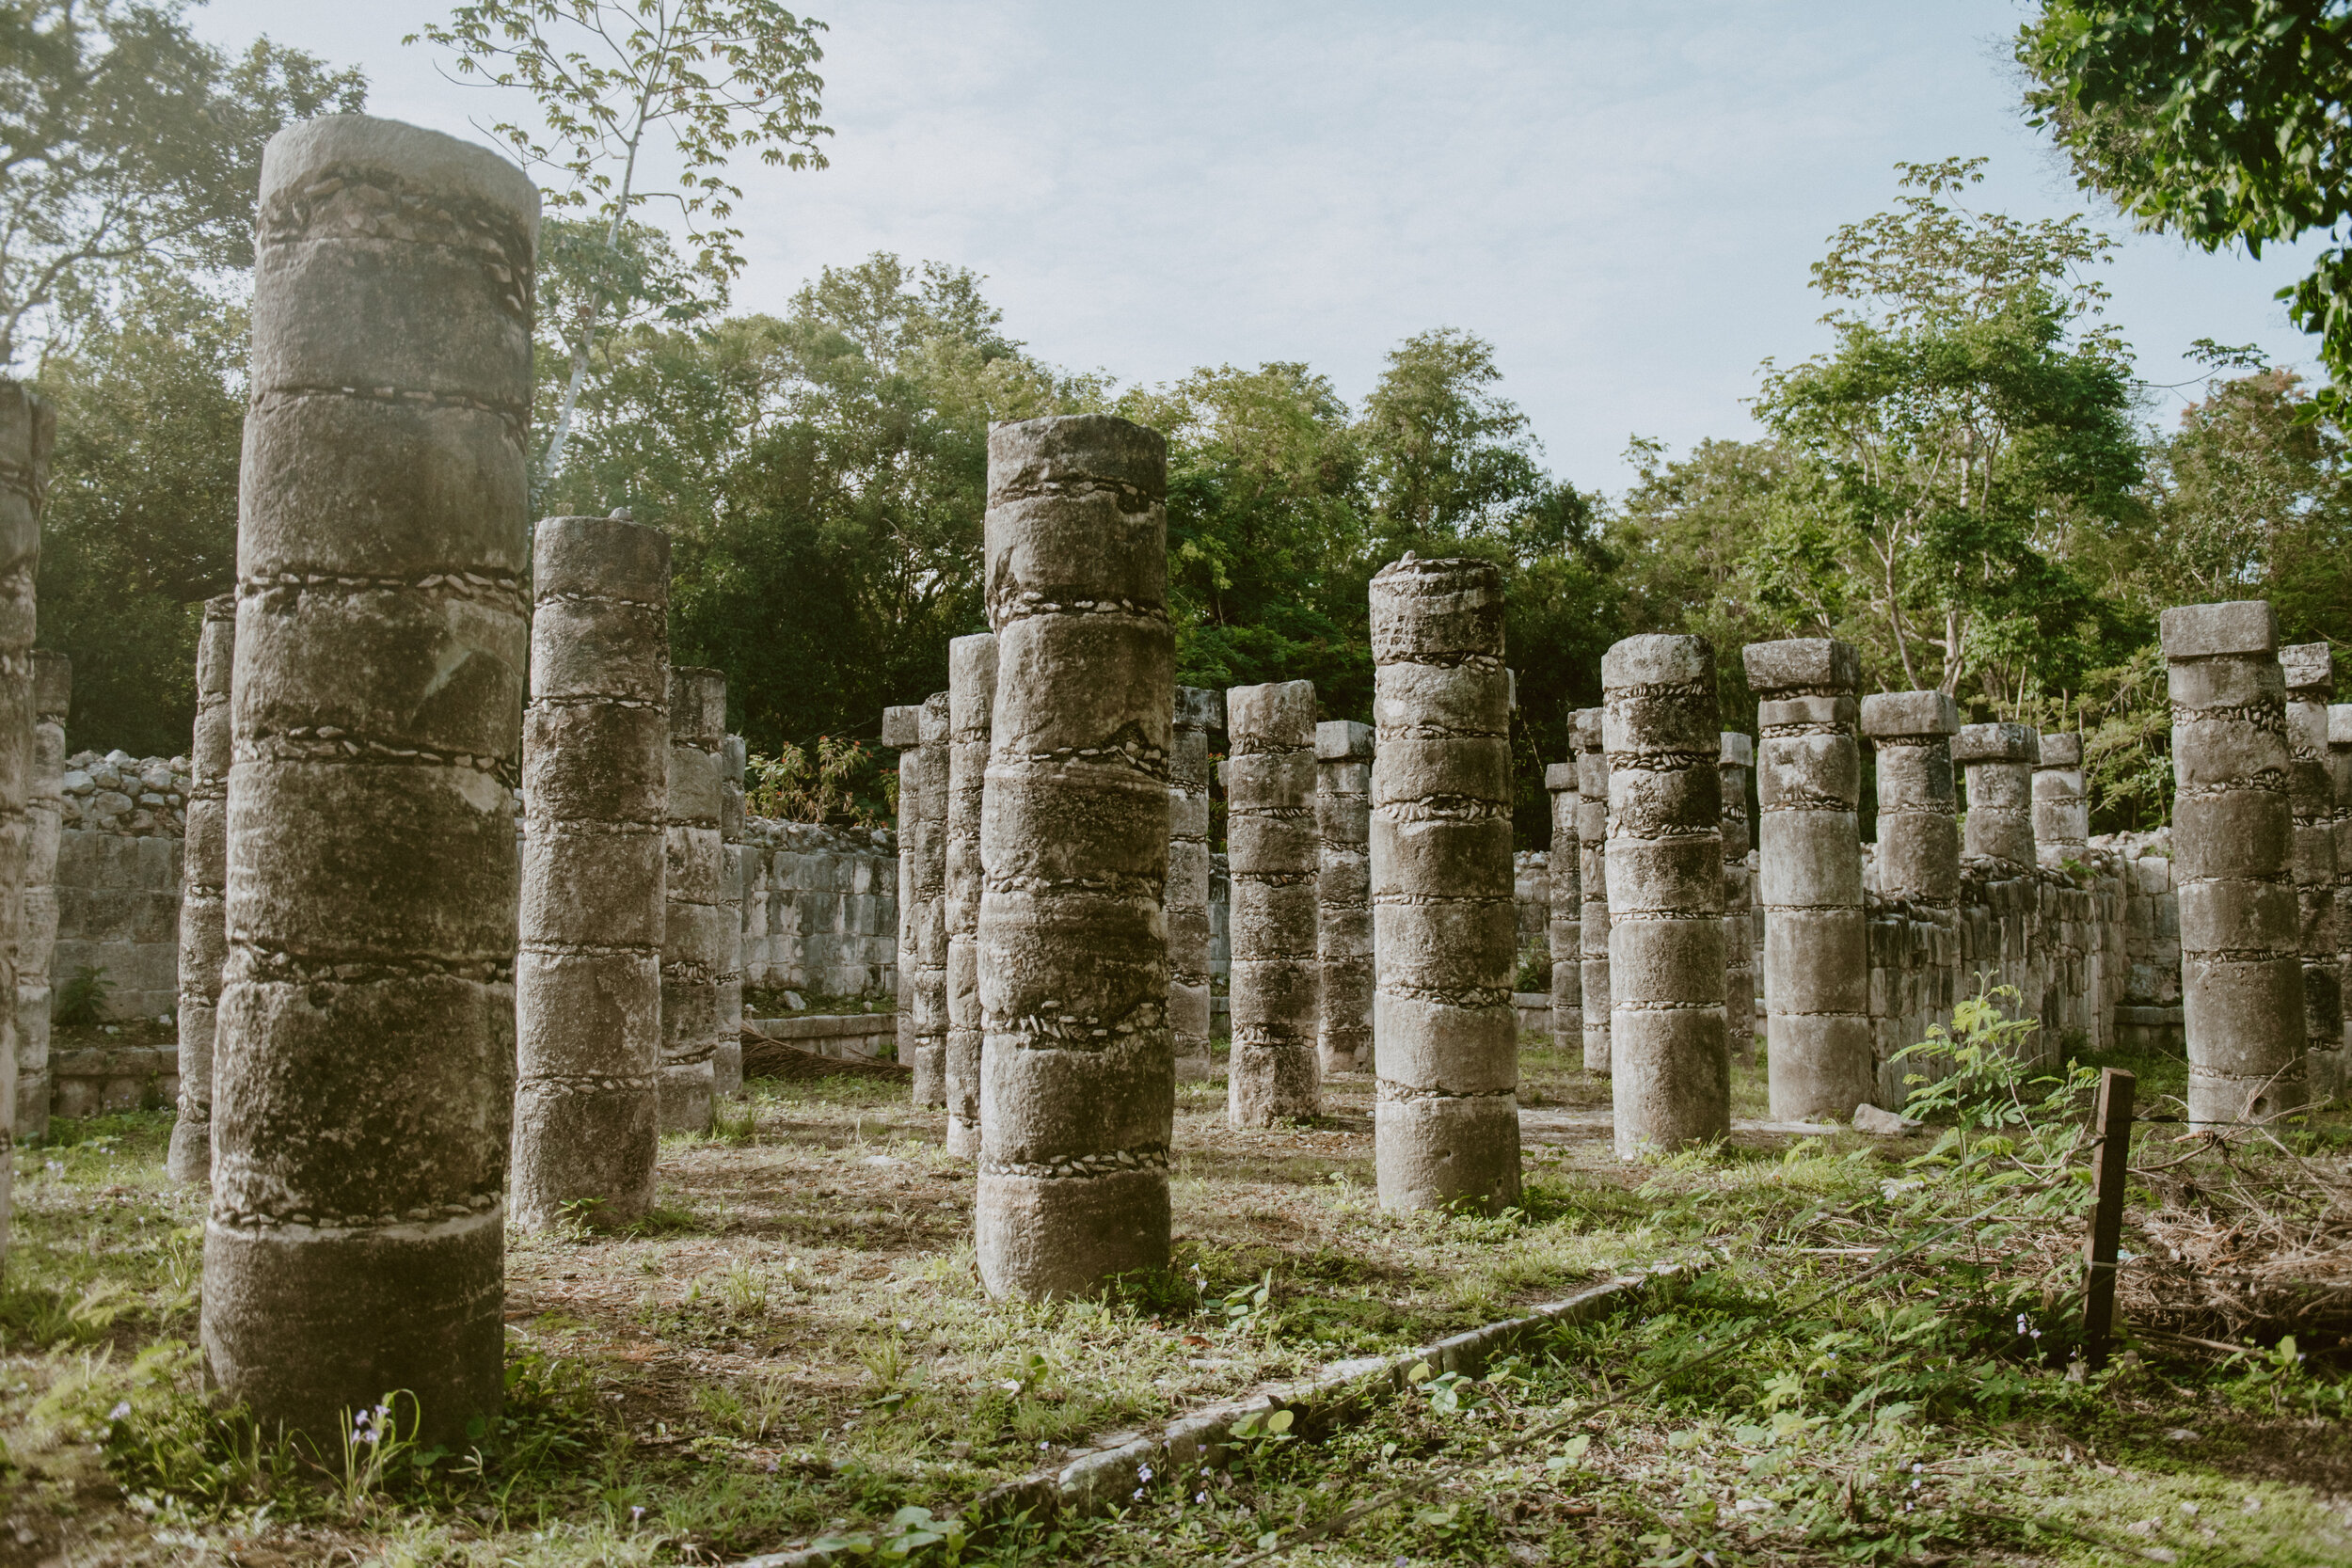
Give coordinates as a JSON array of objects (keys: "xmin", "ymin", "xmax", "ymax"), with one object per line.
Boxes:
[
  {"xmin": 55, "ymin": 964, "xmax": 110, "ymax": 1027},
  {"xmin": 1514, "ymin": 939, "xmax": 1550, "ymax": 993}
]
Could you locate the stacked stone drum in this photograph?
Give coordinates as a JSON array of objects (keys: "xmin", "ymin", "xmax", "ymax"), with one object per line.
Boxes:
[
  {"xmin": 2282, "ymin": 643, "xmax": 2340, "ymax": 1102},
  {"xmin": 660, "ymin": 667, "xmax": 728, "ymax": 1132},
  {"xmin": 1545, "ymin": 761, "xmax": 1581, "ymax": 1053},
  {"xmin": 1316, "ymin": 720, "xmax": 1375, "ymax": 1073},
  {"xmin": 1168, "ymin": 687, "xmax": 1220, "ymax": 1083},
  {"xmin": 1227, "ymin": 680, "xmax": 1320, "ymax": 1125},
  {"xmin": 167, "ymin": 602, "xmax": 232, "ymax": 1182},
  {"xmin": 946, "ymin": 633, "xmax": 997, "ymax": 1152},
  {"xmin": 1574, "ymin": 707, "xmax": 1611, "ymax": 1075}
]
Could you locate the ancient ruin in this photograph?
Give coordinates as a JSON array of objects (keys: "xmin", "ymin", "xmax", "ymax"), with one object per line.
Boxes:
[
  {"xmin": 715, "ymin": 733, "xmax": 747, "ymax": 1097},
  {"xmin": 2284, "ymin": 643, "xmax": 2341, "ymax": 1101},
  {"xmin": 975, "ymin": 414, "xmax": 1173, "ymax": 1299},
  {"xmin": 1168, "ymin": 687, "xmax": 1220, "ymax": 1083},
  {"xmin": 1370, "ymin": 555, "xmax": 1518, "ymax": 1213},
  {"xmin": 1746, "ymin": 638, "xmax": 1873, "ymax": 1121},
  {"xmin": 912, "ymin": 689, "xmax": 950, "ymax": 1107},
  {"xmin": 166, "ymin": 604, "xmax": 230, "ymax": 1183},
  {"xmin": 0, "ymin": 381, "xmax": 46, "ymax": 1275},
  {"xmin": 1227, "ymin": 679, "xmax": 1320, "ymax": 1125},
  {"xmin": 660, "ymin": 667, "xmax": 728, "ymax": 1132},
  {"xmin": 2162, "ymin": 601, "xmax": 2306, "ymax": 1126},
  {"xmin": 1316, "ymin": 719, "xmax": 1375, "ymax": 1074},
  {"xmin": 511, "ymin": 514, "xmax": 670, "ymax": 1229},
  {"xmin": 2335, "ymin": 703, "xmax": 2352, "ymax": 1074},
  {"xmin": 1573, "ymin": 706, "xmax": 1612, "ymax": 1075},
  {"xmin": 1545, "ymin": 760, "xmax": 1581, "ymax": 1055},
  {"xmin": 15, "ymin": 649, "xmax": 64, "ymax": 1146},
  {"xmin": 2032, "ymin": 731, "xmax": 2090, "ymax": 869},
  {"xmin": 200, "ymin": 115, "xmax": 532, "ymax": 1445},
  {"xmin": 1955, "ymin": 722, "xmax": 2041, "ymax": 873},
  {"xmin": 885, "ymin": 702, "xmax": 924, "ymax": 1091},
  {"xmin": 946, "ymin": 633, "xmax": 997, "ymax": 1152},
  {"xmin": 1718, "ymin": 731, "xmax": 1753, "ymax": 1063}
]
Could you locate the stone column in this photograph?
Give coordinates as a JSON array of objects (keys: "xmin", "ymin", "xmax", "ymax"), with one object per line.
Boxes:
[
  {"xmin": 1574, "ymin": 707, "xmax": 1612, "ymax": 1075},
  {"xmin": 1316, "ymin": 720, "xmax": 1375, "ymax": 1074},
  {"xmin": 1227, "ymin": 679, "xmax": 1320, "ymax": 1126},
  {"xmin": 1861, "ymin": 691, "xmax": 1960, "ymax": 908},
  {"xmin": 2331, "ymin": 703, "xmax": 2352, "ymax": 1075},
  {"xmin": 976, "ymin": 414, "xmax": 1172, "ymax": 1300},
  {"xmin": 1744, "ymin": 639, "xmax": 1872, "ymax": 1121},
  {"xmin": 884, "ymin": 703, "xmax": 923, "ymax": 1084},
  {"xmin": 2163, "ymin": 601, "xmax": 2306, "ymax": 1127},
  {"xmin": 714, "ymin": 733, "xmax": 746, "ymax": 1097},
  {"xmin": 1603, "ymin": 636, "xmax": 1725, "ymax": 1153},
  {"xmin": 1544, "ymin": 761, "xmax": 1581, "ymax": 1053},
  {"xmin": 167, "ymin": 605, "xmax": 231, "ymax": 1182},
  {"xmin": 14, "ymin": 650, "xmax": 64, "ymax": 1145},
  {"xmin": 1169, "ymin": 687, "xmax": 1220, "ymax": 1083},
  {"xmin": 946, "ymin": 633, "xmax": 997, "ymax": 1153},
  {"xmin": 511, "ymin": 515, "xmax": 668, "ymax": 1229},
  {"xmin": 1954, "ymin": 722, "xmax": 2040, "ymax": 873},
  {"xmin": 203, "ymin": 115, "xmax": 532, "ymax": 1447},
  {"xmin": 1370, "ymin": 554, "xmax": 1518, "ymax": 1213},
  {"xmin": 0, "ymin": 383, "xmax": 46, "ymax": 1279},
  {"xmin": 2283, "ymin": 644, "xmax": 2341, "ymax": 1102},
  {"xmin": 2032, "ymin": 732, "xmax": 2089, "ymax": 868},
  {"xmin": 910, "ymin": 690, "xmax": 950, "ymax": 1107},
  {"xmin": 1718, "ymin": 732, "xmax": 1754, "ymax": 1066},
  {"xmin": 660, "ymin": 666, "xmax": 727, "ymax": 1132}
]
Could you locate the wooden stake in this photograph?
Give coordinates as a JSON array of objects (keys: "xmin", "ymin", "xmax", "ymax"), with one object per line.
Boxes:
[{"xmin": 2080, "ymin": 1067, "xmax": 2136, "ymax": 1371}]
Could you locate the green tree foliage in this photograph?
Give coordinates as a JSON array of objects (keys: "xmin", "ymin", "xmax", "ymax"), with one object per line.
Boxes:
[
  {"xmin": 0, "ymin": 0, "xmax": 364, "ymax": 370},
  {"xmin": 1750, "ymin": 158, "xmax": 2145, "ymax": 711},
  {"xmin": 412, "ymin": 0, "xmax": 832, "ymax": 478},
  {"xmin": 2019, "ymin": 0, "xmax": 2352, "ymax": 408}
]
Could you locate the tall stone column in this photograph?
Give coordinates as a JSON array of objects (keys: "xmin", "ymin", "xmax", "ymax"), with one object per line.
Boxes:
[
  {"xmin": 660, "ymin": 667, "xmax": 727, "ymax": 1132},
  {"xmin": 976, "ymin": 414, "xmax": 1172, "ymax": 1300},
  {"xmin": 1228, "ymin": 680, "xmax": 1319, "ymax": 1126},
  {"xmin": 1861, "ymin": 691, "xmax": 1959, "ymax": 1104},
  {"xmin": 1954, "ymin": 723, "xmax": 2040, "ymax": 873},
  {"xmin": 167, "ymin": 603, "xmax": 232, "ymax": 1182},
  {"xmin": 203, "ymin": 115, "xmax": 532, "ymax": 1446},
  {"xmin": 2163, "ymin": 601, "xmax": 2306, "ymax": 1127},
  {"xmin": 1744, "ymin": 639, "xmax": 1872, "ymax": 1121},
  {"xmin": 2331, "ymin": 703, "xmax": 2352, "ymax": 1073},
  {"xmin": 2283, "ymin": 644, "xmax": 2341, "ymax": 1102},
  {"xmin": 1574, "ymin": 707, "xmax": 1611, "ymax": 1074},
  {"xmin": 910, "ymin": 690, "xmax": 950, "ymax": 1107},
  {"xmin": 14, "ymin": 650, "xmax": 64, "ymax": 1144},
  {"xmin": 1604, "ymin": 636, "xmax": 1726, "ymax": 1154},
  {"xmin": 714, "ymin": 733, "xmax": 746, "ymax": 1097},
  {"xmin": 511, "ymin": 515, "xmax": 668, "ymax": 1229},
  {"xmin": 0, "ymin": 383, "xmax": 46, "ymax": 1280},
  {"xmin": 884, "ymin": 703, "xmax": 923, "ymax": 1083},
  {"xmin": 2032, "ymin": 732, "xmax": 2089, "ymax": 868},
  {"xmin": 1370, "ymin": 555, "xmax": 1518, "ymax": 1213},
  {"xmin": 1544, "ymin": 761, "xmax": 1581, "ymax": 1053},
  {"xmin": 1316, "ymin": 720, "xmax": 1375, "ymax": 1073},
  {"xmin": 1168, "ymin": 687, "xmax": 1220, "ymax": 1082},
  {"xmin": 946, "ymin": 634, "xmax": 997, "ymax": 1153},
  {"xmin": 1718, "ymin": 732, "xmax": 1754, "ymax": 1065}
]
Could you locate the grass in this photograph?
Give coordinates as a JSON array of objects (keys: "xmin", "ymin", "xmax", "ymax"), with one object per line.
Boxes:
[{"xmin": 0, "ymin": 1027, "xmax": 2345, "ymax": 1565}]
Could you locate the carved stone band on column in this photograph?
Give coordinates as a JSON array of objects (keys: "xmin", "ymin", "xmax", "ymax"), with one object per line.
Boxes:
[
  {"xmin": 2282, "ymin": 642, "xmax": 2340, "ymax": 1103},
  {"xmin": 202, "ymin": 114, "xmax": 535, "ymax": 1449},
  {"xmin": 511, "ymin": 515, "xmax": 669, "ymax": 1230},
  {"xmin": 660, "ymin": 666, "xmax": 727, "ymax": 1132},
  {"xmin": 1317, "ymin": 719, "xmax": 1375, "ymax": 1074},
  {"xmin": 913, "ymin": 689, "xmax": 951, "ymax": 1108},
  {"xmin": 1744, "ymin": 638, "xmax": 1873, "ymax": 1122},
  {"xmin": 976, "ymin": 414, "xmax": 1173, "ymax": 1301},
  {"xmin": 1227, "ymin": 680, "xmax": 1319, "ymax": 1126},
  {"xmin": 1604, "ymin": 635, "xmax": 1727, "ymax": 1155},
  {"xmin": 1954, "ymin": 722, "xmax": 2040, "ymax": 875},
  {"xmin": 1573, "ymin": 706, "xmax": 1611, "ymax": 1076},
  {"xmin": 2032, "ymin": 731, "xmax": 2089, "ymax": 869},
  {"xmin": 1859, "ymin": 691, "xmax": 1960, "ymax": 909},
  {"xmin": 1718, "ymin": 731, "xmax": 1753, "ymax": 1065},
  {"xmin": 2162, "ymin": 599, "xmax": 2305, "ymax": 1128},
  {"xmin": 946, "ymin": 634, "xmax": 997, "ymax": 1154},
  {"xmin": 1544, "ymin": 760, "xmax": 1581, "ymax": 1055},
  {"xmin": 1370, "ymin": 555, "xmax": 1518, "ymax": 1214}
]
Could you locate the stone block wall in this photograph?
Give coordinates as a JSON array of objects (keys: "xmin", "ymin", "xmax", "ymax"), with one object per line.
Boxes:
[
  {"xmin": 737, "ymin": 817, "xmax": 900, "ymax": 998},
  {"xmin": 55, "ymin": 826, "xmax": 183, "ymax": 1022}
]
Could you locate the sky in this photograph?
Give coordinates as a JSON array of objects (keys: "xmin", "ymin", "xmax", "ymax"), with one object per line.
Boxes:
[{"xmin": 195, "ymin": 0, "xmax": 2333, "ymax": 495}]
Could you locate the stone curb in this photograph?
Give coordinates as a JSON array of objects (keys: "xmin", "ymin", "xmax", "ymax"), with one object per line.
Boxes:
[{"xmin": 732, "ymin": 1265, "xmax": 1682, "ymax": 1567}]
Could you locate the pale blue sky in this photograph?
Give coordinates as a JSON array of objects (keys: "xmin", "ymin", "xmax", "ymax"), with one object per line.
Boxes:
[{"xmin": 197, "ymin": 0, "xmax": 2330, "ymax": 493}]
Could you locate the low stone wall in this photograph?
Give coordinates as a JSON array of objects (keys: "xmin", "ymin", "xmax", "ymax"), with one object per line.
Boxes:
[
  {"xmin": 737, "ymin": 818, "xmax": 899, "ymax": 998},
  {"xmin": 55, "ymin": 827, "xmax": 182, "ymax": 1022},
  {"xmin": 50, "ymin": 1043, "xmax": 176, "ymax": 1120},
  {"xmin": 61, "ymin": 750, "xmax": 189, "ymax": 837},
  {"xmin": 746, "ymin": 1012, "xmax": 897, "ymax": 1060}
]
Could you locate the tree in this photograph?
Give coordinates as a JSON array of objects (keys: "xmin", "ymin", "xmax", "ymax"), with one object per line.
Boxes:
[
  {"xmin": 0, "ymin": 0, "xmax": 364, "ymax": 371},
  {"xmin": 2019, "ymin": 1, "xmax": 2352, "ymax": 408},
  {"xmin": 413, "ymin": 0, "xmax": 831, "ymax": 480},
  {"xmin": 1751, "ymin": 158, "xmax": 2144, "ymax": 705}
]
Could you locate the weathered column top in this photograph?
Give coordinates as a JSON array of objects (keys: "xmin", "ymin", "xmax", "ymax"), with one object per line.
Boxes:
[
  {"xmin": 2333, "ymin": 704, "xmax": 2352, "ymax": 754},
  {"xmin": 1175, "ymin": 686, "xmax": 1224, "ymax": 733},
  {"xmin": 1544, "ymin": 761, "xmax": 1576, "ymax": 794},
  {"xmin": 33, "ymin": 648, "xmax": 69, "ymax": 721},
  {"xmin": 2282, "ymin": 641, "xmax": 2336, "ymax": 698},
  {"xmin": 1572, "ymin": 706, "xmax": 1604, "ymax": 753},
  {"xmin": 2159, "ymin": 599, "xmax": 2277, "ymax": 659},
  {"xmin": 1859, "ymin": 689, "xmax": 1958, "ymax": 738},
  {"xmin": 1228, "ymin": 680, "xmax": 1314, "ymax": 749},
  {"xmin": 1719, "ymin": 732, "xmax": 1753, "ymax": 768},
  {"xmin": 2034, "ymin": 732, "xmax": 2083, "ymax": 769},
  {"xmin": 1741, "ymin": 637, "xmax": 1858, "ymax": 698},
  {"xmin": 1952, "ymin": 721, "xmax": 2039, "ymax": 767},
  {"xmin": 881, "ymin": 705, "xmax": 924, "ymax": 749},
  {"xmin": 669, "ymin": 667, "xmax": 726, "ymax": 748},
  {"xmin": 1317, "ymin": 719, "xmax": 1374, "ymax": 761}
]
